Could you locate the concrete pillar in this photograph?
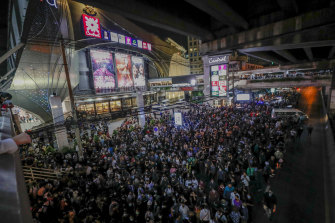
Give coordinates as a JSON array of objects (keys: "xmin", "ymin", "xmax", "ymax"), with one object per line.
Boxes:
[
  {"xmin": 78, "ymin": 50, "xmax": 91, "ymax": 91},
  {"xmin": 202, "ymin": 55, "xmax": 211, "ymax": 103},
  {"xmin": 284, "ymin": 70, "xmax": 288, "ymax": 77},
  {"xmin": 328, "ymin": 68, "xmax": 335, "ymax": 111},
  {"xmin": 49, "ymin": 95, "xmax": 69, "ymax": 150},
  {"xmin": 136, "ymin": 91, "xmax": 145, "ymax": 127},
  {"xmin": 62, "ymin": 97, "xmax": 72, "ymax": 119}
]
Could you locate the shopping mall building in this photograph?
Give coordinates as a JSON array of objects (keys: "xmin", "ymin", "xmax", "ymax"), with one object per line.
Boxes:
[{"xmin": 8, "ymin": 0, "xmax": 203, "ymax": 124}]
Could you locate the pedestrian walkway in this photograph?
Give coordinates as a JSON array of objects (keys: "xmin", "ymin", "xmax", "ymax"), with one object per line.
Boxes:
[{"xmin": 252, "ymin": 88, "xmax": 334, "ymax": 223}]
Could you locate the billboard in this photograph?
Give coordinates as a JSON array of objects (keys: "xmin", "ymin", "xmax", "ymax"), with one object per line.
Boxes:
[
  {"xmin": 90, "ymin": 50, "xmax": 116, "ymax": 94},
  {"xmin": 211, "ymin": 64, "xmax": 227, "ymax": 96},
  {"xmin": 115, "ymin": 53, "xmax": 133, "ymax": 87},
  {"xmin": 131, "ymin": 56, "xmax": 145, "ymax": 87}
]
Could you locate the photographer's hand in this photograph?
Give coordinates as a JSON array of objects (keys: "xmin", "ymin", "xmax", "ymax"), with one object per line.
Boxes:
[{"xmin": 13, "ymin": 133, "xmax": 32, "ymax": 146}]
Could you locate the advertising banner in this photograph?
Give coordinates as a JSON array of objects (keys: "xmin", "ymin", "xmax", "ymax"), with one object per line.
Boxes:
[
  {"xmin": 125, "ymin": 36, "xmax": 132, "ymax": 45},
  {"xmin": 115, "ymin": 53, "xmax": 133, "ymax": 87},
  {"xmin": 110, "ymin": 32, "xmax": 118, "ymax": 42},
  {"xmin": 118, "ymin": 34, "xmax": 125, "ymax": 44},
  {"xmin": 69, "ymin": 2, "xmax": 152, "ymax": 51},
  {"xmin": 131, "ymin": 56, "xmax": 145, "ymax": 87},
  {"xmin": 101, "ymin": 29, "xmax": 110, "ymax": 40},
  {"xmin": 211, "ymin": 64, "xmax": 227, "ymax": 97},
  {"xmin": 90, "ymin": 50, "xmax": 116, "ymax": 94}
]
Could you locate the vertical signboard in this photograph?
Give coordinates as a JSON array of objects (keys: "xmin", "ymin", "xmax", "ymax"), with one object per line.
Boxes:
[
  {"xmin": 82, "ymin": 14, "xmax": 101, "ymax": 38},
  {"xmin": 115, "ymin": 53, "xmax": 133, "ymax": 87},
  {"xmin": 90, "ymin": 50, "xmax": 116, "ymax": 94},
  {"xmin": 211, "ymin": 64, "xmax": 227, "ymax": 96},
  {"xmin": 118, "ymin": 34, "xmax": 125, "ymax": 44},
  {"xmin": 131, "ymin": 56, "xmax": 145, "ymax": 87},
  {"xmin": 125, "ymin": 36, "xmax": 132, "ymax": 45},
  {"xmin": 110, "ymin": 32, "xmax": 118, "ymax": 42}
]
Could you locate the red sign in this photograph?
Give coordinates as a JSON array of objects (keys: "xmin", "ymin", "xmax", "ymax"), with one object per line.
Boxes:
[
  {"xmin": 143, "ymin": 42, "xmax": 148, "ymax": 49},
  {"xmin": 180, "ymin": 87, "xmax": 194, "ymax": 91},
  {"xmin": 212, "ymin": 81, "xmax": 218, "ymax": 86},
  {"xmin": 82, "ymin": 14, "xmax": 101, "ymax": 38}
]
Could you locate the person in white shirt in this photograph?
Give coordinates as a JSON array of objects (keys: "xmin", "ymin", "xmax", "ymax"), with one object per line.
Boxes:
[
  {"xmin": 241, "ymin": 172, "xmax": 250, "ymax": 187},
  {"xmin": 179, "ymin": 203, "xmax": 189, "ymax": 220},
  {"xmin": 200, "ymin": 205, "xmax": 211, "ymax": 222},
  {"xmin": 0, "ymin": 132, "xmax": 31, "ymax": 155}
]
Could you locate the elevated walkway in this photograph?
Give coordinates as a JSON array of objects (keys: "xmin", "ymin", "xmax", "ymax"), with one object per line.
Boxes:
[{"xmin": 235, "ymin": 77, "xmax": 331, "ymax": 89}]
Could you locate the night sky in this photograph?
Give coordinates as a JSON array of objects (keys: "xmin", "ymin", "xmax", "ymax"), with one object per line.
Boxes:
[{"xmin": 129, "ymin": 19, "xmax": 188, "ymax": 50}]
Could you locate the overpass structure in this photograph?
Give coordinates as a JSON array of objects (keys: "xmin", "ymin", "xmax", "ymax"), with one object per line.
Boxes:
[{"xmin": 234, "ymin": 78, "xmax": 331, "ymax": 89}]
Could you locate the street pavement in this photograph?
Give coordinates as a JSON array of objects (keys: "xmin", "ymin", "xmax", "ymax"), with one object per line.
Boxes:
[{"xmin": 252, "ymin": 87, "xmax": 330, "ymax": 223}]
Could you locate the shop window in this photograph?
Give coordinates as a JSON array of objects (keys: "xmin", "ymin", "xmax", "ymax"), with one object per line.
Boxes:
[
  {"xmin": 95, "ymin": 102, "xmax": 109, "ymax": 114},
  {"xmin": 123, "ymin": 98, "xmax": 132, "ymax": 108},
  {"xmin": 110, "ymin": 100, "xmax": 121, "ymax": 111},
  {"xmin": 132, "ymin": 97, "xmax": 137, "ymax": 107},
  {"xmin": 77, "ymin": 103, "xmax": 95, "ymax": 115}
]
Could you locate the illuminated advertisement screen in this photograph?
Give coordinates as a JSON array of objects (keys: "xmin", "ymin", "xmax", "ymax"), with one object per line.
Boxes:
[
  {"xmin": 236, "ymin": 94, "xmax": 250, "ymax": 101},
  {"xmin": 131, "ymin": 56, "xmax": 145, "ymax": 87},
  {"xmin": 211, "ymin": 64, "xmax": 227, "ymax": 96},
  {"xmin": 90, "ymin": 50, "xmax": 116, "ymax": 94},
  {"xmin": 115, "ymin": 53, "xmax": 133, "ymax": 87}
]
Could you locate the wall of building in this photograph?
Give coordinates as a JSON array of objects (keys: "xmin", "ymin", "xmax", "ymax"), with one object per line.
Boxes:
[
  {"xmin": 188, "ymin": 36, "xmax": 203, "ymax": 74},
  {"xmin": 168, "ymin": 53, "xmax": 191, "ymax": 76}
]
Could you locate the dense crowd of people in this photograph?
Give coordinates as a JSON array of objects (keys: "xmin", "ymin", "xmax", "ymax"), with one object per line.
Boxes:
[{"xmin": 21, "ymin": 93, "xmax": 302, "ymax": 223}]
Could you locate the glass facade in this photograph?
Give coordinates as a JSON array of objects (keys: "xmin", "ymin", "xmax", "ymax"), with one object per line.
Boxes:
[
  {"xmin": 110, "ymin": 100, "xmax": 121, "ymax": 111},
  {"xmin": 77, "ymin": 103, "xmax": 95, "ymax": 115},
  {"xmin": 76, "ymin": 94, "xmax": 156, "ymax": 116},
  {"xmin": 166, "ymin": 91, "xmax": 185, "ymax": 101},
  {"xmin": 95, "ymin": 102, "xmax": 110, "ymax": 114}
]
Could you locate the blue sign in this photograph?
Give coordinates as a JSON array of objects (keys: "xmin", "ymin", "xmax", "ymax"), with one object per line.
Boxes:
[
  {"xmin": 132, "ymin": 39, "xmax": 138, "ymax": 47},
  {"xmin": 102, "ymin": 29, "xmax": 110, "ymax": 40}
]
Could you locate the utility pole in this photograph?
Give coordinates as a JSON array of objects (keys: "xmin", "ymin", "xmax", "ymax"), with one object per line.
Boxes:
[{"xmin": 60, "ymin": 40, "xmax": 84, "ymax": 161}]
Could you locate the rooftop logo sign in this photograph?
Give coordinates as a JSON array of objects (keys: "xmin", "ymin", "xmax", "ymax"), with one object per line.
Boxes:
[
  {"xmin": 208, "ymin": 55, "xmax": 229, "ymax": 64},
  {"xmin": 82, "ymin": 14, "xmax": 152, "ymax": 51}
]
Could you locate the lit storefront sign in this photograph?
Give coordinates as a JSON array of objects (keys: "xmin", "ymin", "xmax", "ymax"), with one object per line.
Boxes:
[
  {"xmin": 82, "ymin": 14, "xmax": 152, "ymax": 51},
  {"xmin": 208, "ymin": 55, "xmax": 229, "ymax": 65}
]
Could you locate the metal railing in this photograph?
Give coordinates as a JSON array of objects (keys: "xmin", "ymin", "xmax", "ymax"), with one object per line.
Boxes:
[{"xmin": 22, "ymin": 166, "xmax": 63, "ymax": 182}]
